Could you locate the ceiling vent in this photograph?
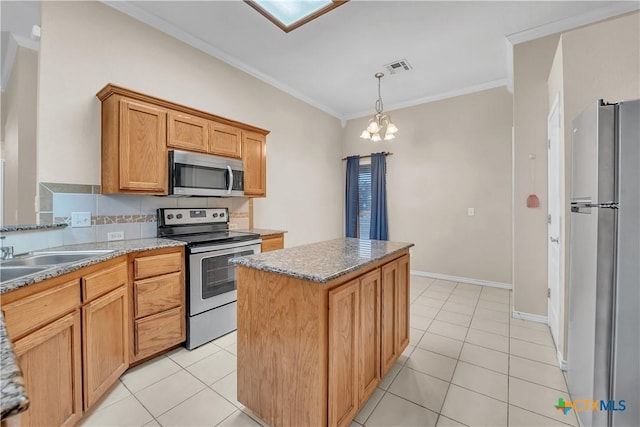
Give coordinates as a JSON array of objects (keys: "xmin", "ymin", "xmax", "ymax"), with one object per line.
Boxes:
[{"xmin": 384, "ymin": 59, "xmax": 412, "ymax": 75}]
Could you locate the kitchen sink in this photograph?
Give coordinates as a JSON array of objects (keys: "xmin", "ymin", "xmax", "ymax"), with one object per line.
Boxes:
[
  {"xmin": 2, "ymin": 250, "xmax": 114, "ymax": 267},
  {"xmin": 2, "ymin": 251, "xmax": 112, "ymax": 267},
  {"xmin": 0, "ymin": 266, "xmax": 49, "ymax": 282}
]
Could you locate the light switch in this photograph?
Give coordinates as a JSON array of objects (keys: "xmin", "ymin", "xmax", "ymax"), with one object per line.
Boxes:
[
  {"xmin": 467, "ymin": 208, "xmax": 475, "ymax": 216},
  {"xmin": 71, "ymin": 212, "xmax": 91, "ymax": 228}
]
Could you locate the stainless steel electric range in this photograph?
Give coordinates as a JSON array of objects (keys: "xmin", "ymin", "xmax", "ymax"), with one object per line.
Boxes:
[{"xmin": 157, "ymin": 208, "xmax": 261, "ymax": 349}]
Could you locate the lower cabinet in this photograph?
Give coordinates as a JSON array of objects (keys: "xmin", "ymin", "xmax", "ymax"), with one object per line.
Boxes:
[
  {"xmin": 260, "ymin": 233, "xmax": 284, "ymax": 252},
  {"xmin": 82, "ymin": 286, "xmax": 129, "ymax": 409},
  {"xmin": 328, "ymin": 255, "xmax": 407, "ymax": 427},
  {"xmin": 236, "ymin": 250, "xmax": 410, "ymax": 427},
  {"xmin": 1, "ymin": 249, "xmax": 186, "ymax": 426},
  {"xmin": 328, "ymin": 279, "xmax": 360, "ymax": 427},
  {"xmin": 328, "ymin": 269, "xmax": 382, "ymax": 427},
  {"xmin": 130, "ymin": 247, "xmax": 185, "ymax": 363},
  {"xmin": 380, "ymin": 255, "xmax": 410, "ymax": 377},
  {"xmin": 12, "ymin": 310, "xmax": 82, "ymax": 427}
]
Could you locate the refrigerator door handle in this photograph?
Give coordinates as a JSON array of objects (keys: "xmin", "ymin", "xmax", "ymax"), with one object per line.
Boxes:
[{"xmin": 571, "ymin": 201, "xmax": 619, "ymax": 213}]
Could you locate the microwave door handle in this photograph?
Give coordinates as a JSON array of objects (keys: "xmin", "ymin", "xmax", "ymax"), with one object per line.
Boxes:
[{"xmin": 226, "ymin": 165, "xmax": 233, "ymax": 194}]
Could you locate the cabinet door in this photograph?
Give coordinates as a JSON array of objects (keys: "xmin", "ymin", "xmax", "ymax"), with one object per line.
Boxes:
[
  {"xmin": 168, "ymin": 112, "xmax": 209, "ymax": 153},
  {"xmin": 380, "ymin": 260, "xmax": 399, "ymax": 377},
  {"xmin": 242, "ymin": 131, "xmax": 266, "ymax": 197},
  {"xmin": 328, "ymin": 279, "xmax": 360, "ymax": 427},
  {"xmin": 260, "ymin": 234, "xmax": 284, "ymax": 252},
  {"xmin": 209, "ymin": 123, "xmax": 242, "ymax": 159},
  {"xmin": 119, "ymin": 99, "xmax": 167, "ymax": 193},
  {"xmin": 13, "ymin": 311, "xmax": 82, "ymax": 427},
  {"xmin": 358, "ymin": 270, "xmax": 381, "ymax": 405},
  {"xmin": 397, "ymin": 255, "xmax": 410, "ymax": 352},
  {"xmin": 82, "ymin": 286, "xmax": 129, "ymax": 409}
]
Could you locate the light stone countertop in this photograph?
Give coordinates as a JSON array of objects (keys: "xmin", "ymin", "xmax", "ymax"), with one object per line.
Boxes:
[
  {"xmin": 230, "ymin": 237, "xmax": 413, "ymax": 283},
  {"xmin": 0, "ymin": 238, "xmax": 186, "ymax": 295},
  {"xmin": 0, "ymin": 237, "xmax": 186, "ymax": 420},
  {"xmin": 236, "ymin": 228, "xmax": 287, "ymax": 237}
]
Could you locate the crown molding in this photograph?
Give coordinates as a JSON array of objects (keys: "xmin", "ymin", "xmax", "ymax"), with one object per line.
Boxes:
[
  {"xmin": 101, "ymin": 1, "xmax": 344, "ymax": 120},
  {"xmin": 506, "ymin": 2, "xmax": 640, "ymax": 45},
  {"xmin": 345, "ymin": 79, "xmax": 509, "ymax": 121},
  {"xmin": 0, "ymin": 34, "xmax": 39, "ymax": 92}
]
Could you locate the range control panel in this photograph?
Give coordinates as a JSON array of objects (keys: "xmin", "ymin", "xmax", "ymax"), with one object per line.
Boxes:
[{"xmin": 160, "ymin": 208, "xmax": 228, "ymax": 226}]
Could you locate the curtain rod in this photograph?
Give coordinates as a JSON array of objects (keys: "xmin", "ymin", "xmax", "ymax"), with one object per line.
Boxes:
[{"xmin": 341, "ymin": 152, "xmax": 393, "ymax": 161}]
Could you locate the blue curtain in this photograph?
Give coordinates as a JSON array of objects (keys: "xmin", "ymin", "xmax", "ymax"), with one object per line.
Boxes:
[
  {"xmin": 345, "ymin": 156, "xmax": 360, "ymax": 237},
  {"xmin": 370, "ymin": 152, "xmax": 388, "ymax": 240}
]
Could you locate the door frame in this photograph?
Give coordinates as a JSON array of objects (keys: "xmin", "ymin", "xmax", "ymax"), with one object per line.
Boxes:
[{"xmin": 547, "ymin": 93, "xmax": 563, "ymax": 355}]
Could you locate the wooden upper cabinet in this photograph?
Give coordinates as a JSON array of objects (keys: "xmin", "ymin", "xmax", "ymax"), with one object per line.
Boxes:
[
  {"xmin": 209, "ymin": 122, "xmax": 242, "ymax": 159},
  {"xmin": 243, "ymin": 131, "xmax": 267, "ymax": 197},
  {"xmin": 97, "ymin": 84, "xmax": 269, "ymax": 196},
  {"xmin": 168, "ymin": 112, "xmax": 209, "ymax": 153},
  {"xmin": 118, "ymin": 99, "xmax": 167, "ymax": 193}
]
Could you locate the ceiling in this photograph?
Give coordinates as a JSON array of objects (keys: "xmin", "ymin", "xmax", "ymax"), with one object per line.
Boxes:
[{"xmin": 2, "ymin": 1, "xmax": 638, "ymax": 121}]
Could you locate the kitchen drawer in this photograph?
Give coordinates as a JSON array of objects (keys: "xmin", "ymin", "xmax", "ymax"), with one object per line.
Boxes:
[
  {"xmin": 2, "ymin": 280, "xmax": 80, "ymax": 339},
  {"xmin": 261, "ymin": 234, "xmax": 284, "ymax": 252},
  {"xmin": 134, "ymin": 252, "xmax": 182, "ymax": 280},
  {"xmin": 134, "ymin": 307, "xmax": 184, "ymax": 359},
  {"xmin": 134, "ymin": 272, "xmax": 182, "ymax": 318},
  {"xmin": 82, "ymin": 261, "xmax": 128, "ymax": 302}
]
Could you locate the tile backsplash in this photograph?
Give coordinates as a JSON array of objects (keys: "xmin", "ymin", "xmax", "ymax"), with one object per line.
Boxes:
[{"xmin": 0, "ymin": 182, "xmax": 251, "ymax": 254}]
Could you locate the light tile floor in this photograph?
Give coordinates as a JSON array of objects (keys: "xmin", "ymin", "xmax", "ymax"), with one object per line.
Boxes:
[{"xmin": 78, "ymin": 276, "xmax": 579, "ymax": 427}]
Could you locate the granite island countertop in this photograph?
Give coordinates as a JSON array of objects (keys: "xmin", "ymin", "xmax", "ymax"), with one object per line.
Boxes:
[
  {"xmin": 0, "ymin": 237, "xmax": 186, "ymax": 420},
  {"xmin": 230, "ymin": 237, "xmax": 413, "ymax": 283}
]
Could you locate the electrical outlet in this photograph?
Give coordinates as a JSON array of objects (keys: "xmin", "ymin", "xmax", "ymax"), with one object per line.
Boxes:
[
  {"xmin": 467, "ymin": 207, "xmax": 475, "ymax": 216},
  {"xmin": 107, "ymin": 231, "xmax": 124, "ymax": 241},
  {"xmin": 71, "ymin": 212, "xmax": 91, "ymax": 228}
]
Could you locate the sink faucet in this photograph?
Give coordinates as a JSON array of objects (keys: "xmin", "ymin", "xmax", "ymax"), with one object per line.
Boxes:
[
  {"xmin": 1, "ymin": 246, "xmax": 13, "ymax": 260},
  {"xmin": 0, "ymin": 235, "xmax": 13, "ymax": 260}
]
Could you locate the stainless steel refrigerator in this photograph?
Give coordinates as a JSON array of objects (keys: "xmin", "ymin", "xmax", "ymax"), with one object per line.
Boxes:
[{"xmin": 568, "ymin": 99, "xmax": 639, "ymax": 427}]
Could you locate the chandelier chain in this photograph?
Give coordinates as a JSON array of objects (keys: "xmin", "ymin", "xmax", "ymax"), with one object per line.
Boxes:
[{"xmin": 375, "ymin": 74, "xmax": 384, "ymax": 114}]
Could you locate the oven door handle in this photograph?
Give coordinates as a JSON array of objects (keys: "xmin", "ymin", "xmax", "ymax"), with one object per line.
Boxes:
[
  {"xmin": 189, "ymin": 240, "xmax": 262, "ymax": 254},
  {"xmin": 226, "ymin": 165, "xmax": 233, "ymax": 195}
]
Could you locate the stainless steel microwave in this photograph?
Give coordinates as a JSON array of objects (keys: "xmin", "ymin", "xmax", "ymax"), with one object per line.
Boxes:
[{"xmin": 168, "ymin": 150, "xmax": 244, "ymax": 197}]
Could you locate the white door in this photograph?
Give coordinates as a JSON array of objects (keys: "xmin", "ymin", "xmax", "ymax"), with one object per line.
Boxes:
[{"xmin": 547, "ymin": 95, "xmax": 562, "ymax": 347}]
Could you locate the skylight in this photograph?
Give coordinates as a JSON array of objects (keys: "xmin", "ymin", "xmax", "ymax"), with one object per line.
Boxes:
[{"xmin": 245, "ymin": 0, "xmax": 348, "ymax": 33}]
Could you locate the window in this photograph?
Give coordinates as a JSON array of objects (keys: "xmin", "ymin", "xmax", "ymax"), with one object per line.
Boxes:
[{"xmin": 358, "ymin": 162, "xmax": 371, "ymax": 239}]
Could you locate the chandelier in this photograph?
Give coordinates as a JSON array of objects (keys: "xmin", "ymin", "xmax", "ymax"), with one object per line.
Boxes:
[{"xmin": 360, "ymin": 72, "xmax": 398, "ymax": 141}]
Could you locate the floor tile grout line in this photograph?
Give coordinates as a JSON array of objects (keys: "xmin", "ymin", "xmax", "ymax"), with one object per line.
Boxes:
[
  {"xmin": 136, "ymin": 364, "xmax": 215, "ymax": 421},
  {"xmin": 508, "ymin": 402, "xmax": 579, "ymax": 427},
  {"xmin": 507, "ymin": 374, "xmax": 570, "ymax": 395}
]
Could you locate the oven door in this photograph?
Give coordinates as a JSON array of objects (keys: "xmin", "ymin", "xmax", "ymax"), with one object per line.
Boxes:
[{"xmin": 188, "ymin": 242, "xmax": 261, "ymax": 315}]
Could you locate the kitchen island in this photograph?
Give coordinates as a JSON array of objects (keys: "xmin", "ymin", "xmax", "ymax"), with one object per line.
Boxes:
[{"xmin": 230, "ymin": 238, "xmax": 413, "ymax": 427}]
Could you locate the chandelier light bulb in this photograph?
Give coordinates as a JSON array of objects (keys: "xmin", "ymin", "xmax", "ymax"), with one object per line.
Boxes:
[{"xmin": 360, "ymin": 72, "xmax": 398, "ymax": 142}]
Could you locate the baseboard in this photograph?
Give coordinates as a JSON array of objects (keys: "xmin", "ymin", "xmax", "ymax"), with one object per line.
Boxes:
[
  {"xmin": 511, "ymin": 310, "xmax": 548, "ymax": 324},
  {"xmin": 410, "ymin": 270, "xmax": 512, "ymax": 290},
  {"xmin": 558, "ymin": 350, "xmax": 568, "ymax": 371}
]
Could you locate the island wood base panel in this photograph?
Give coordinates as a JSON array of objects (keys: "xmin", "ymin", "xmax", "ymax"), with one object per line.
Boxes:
[{"xmin": 236, "ymin": 250, "xmax": 410, "ymax": 427}]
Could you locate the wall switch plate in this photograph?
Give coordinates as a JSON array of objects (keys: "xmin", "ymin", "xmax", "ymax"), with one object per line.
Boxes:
[
  {"xmin": 467, "ymin": 208, "xmax": 475, "ymax": 216},
  {"xmin": 71, "ymin": 212, "xmax": 91, "ymax": 228},
  {"xmin": 107, "ymin": 231, "xmax": 125, "ymax": 241}
]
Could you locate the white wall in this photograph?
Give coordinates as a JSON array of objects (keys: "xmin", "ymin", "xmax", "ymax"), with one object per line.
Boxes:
[
  {"xmin": 37, "ymin": 1, "xmax": 343, "ymax": 247},
  {"xmin": 343, "ymin": 87, "xmax": 513, "ymax": 285},
  {"xmin": 1, "ymin": 47, "xmax": 38, "ymax": 225}
]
